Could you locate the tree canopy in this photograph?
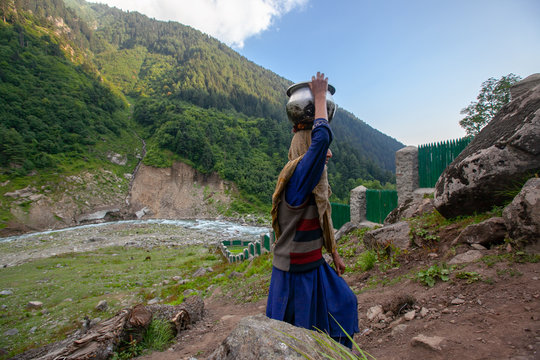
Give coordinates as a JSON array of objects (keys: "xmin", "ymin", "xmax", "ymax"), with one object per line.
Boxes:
[{"xmin": 459, "ymin": 74, "xmax": 522, "ymax": 136}]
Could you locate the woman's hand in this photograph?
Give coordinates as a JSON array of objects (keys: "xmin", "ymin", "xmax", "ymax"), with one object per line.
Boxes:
[
  {"xmin": 332, "ymin": 249, "xmax": 346, "ymax": 276},
  {"xmin": 309, "ymin": 72, "xmax": 328, "ymax": 120}
]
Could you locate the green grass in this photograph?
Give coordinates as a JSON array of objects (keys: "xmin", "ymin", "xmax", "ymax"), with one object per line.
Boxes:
[{"xmin": 0, "ymin": 245, "xmax": 225, "ymax": 358}]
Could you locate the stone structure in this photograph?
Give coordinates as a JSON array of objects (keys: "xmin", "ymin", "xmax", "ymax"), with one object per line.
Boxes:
[
  {"xmin": 350, "ymin": 185, "xmax": 367, "ymax": 225},
  {"xmin": 395, "ymin": 146, "xmax": 419, "ymax": 205}
]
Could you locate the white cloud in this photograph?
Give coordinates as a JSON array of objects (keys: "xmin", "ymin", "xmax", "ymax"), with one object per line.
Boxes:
[{"xmin": 95, "ymin": 0, "xmax": 308, "ymax": 48}]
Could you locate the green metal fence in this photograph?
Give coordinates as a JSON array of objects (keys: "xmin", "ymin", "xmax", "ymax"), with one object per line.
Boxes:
[
  {"xmin": 418, "ymin": 137, "xmax": 472, "ymax": 187},
  {"xmin": 366, "ymin": 189, "xmax": 398, "ymax": 224},
  {"xmin": 331, "ymin": 203, "xmax": 351, "ymax": 229}
]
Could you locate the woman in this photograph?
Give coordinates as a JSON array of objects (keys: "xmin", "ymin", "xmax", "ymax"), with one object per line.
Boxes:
[{"xmin": 266, "ymin": 72, "xmax": 359, "ymax": 347}]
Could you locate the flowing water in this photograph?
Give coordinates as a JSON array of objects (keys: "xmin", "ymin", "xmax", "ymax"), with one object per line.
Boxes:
[{"xmin": 0, "ymin": 219, "xmax": 270, "ymax": 243}]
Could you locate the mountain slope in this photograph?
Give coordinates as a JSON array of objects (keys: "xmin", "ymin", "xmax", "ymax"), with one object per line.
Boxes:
[{"xmin": 1, "ymin": 0, "xmax": 403, "ymax": 211}]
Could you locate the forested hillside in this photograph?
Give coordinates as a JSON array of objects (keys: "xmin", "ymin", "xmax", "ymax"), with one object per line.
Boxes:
[{"xmin": 0, "ymin": 0, "xmax": 403, "ymax": 213}]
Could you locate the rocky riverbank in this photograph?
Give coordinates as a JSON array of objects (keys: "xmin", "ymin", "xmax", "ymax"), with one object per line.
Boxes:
[{"xmin": 0, "ymin": 220, "xmax": 269, "ymax": 268}]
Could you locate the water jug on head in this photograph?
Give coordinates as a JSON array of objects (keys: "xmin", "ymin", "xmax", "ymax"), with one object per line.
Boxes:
[{"xmin": 286, "ymin": 82, "xmax": 337, "ymax": 125}]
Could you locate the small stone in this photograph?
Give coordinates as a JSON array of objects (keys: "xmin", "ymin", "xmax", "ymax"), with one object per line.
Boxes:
[
  {"xmin": 428, "ymin": 253, "xmax": 438, "ymax": 258},
  {"xmin": 441, "ymin": 308, "xmax": 451, "ymax": 314},
  {"xmin": 366, "ymin": 305, "xmax": 384, "ymax": 322},
  {"xmin": 420, "ymin": 307, "xmax": 429, "ymax": 318},
  {"xmin": 411, "ymin": 334, "xmax": 445, "ymax": 351},
  {"xmin": 404, "ymin": 310, "xmax": 416, "ymax": 321},
  {"xmin": 162, "ymin": 280, "xmax": 170, "ymax": 285},
  {"xmin": 64, "ymin": 298, "xmax": 73, "ymax": 302},
  {"xmin": 391, "ymin": 324, "xmax": 408, "ymax": 336},
  {"xmin": 172, "ymin": 276, "xmax": 182, "ymax": 282},
  {"xmin": 29, "ymin": 327, "xmax": 37, "ymax": 334},
  {"xmin": 0, "ymin": 290, "xmax": 13, "ymax": 296},
  {"xmin": 451, "ymin": 298, "xmax": 465, "ymax": 305},
  {"xmin": 147, "ymin": 298, "xmax": 160, "ymax": 305},
  {"xmin": 193, "ymin": 268, "xmax": 207, "ymax": 277},
  {"xmin": 228, "ymin": 271, "xmax": 243, "ymax": 279},
  {"xmin": 95, "ymin": 300, "xmax": 108, "ymax": 311},
  {"xmin": 27, "ymin": 301, "xmax": 43, "ymax": 309},
  {"xmin": 471, "ymin": 243, "xmax": 487, "ymax": 250},
  {"xmin": 4, "ymin": 328, "xmax": 18, "ymax": 336}
]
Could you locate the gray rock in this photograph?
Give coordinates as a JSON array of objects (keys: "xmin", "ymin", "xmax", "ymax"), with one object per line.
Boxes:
[
  {"xmin": 95, "ymin": 300, "xmax": 108, "ymax": 311},
  {"xmin": 434, "ymin": 74, "xmax": 540, "ymax": 218},
  {"xmin": 364, "ymin": 221, "xmax": 411, "ymax": 251},
  {"xmin": 147, "ymin": 298, "xmax": 160, "ymax": 305},
  {"xmin": 384, "ymin": 195, "xmax": 435, "ymax": 225},
  {"xmin": 334, "ymin": 222, "xmax": 357, "ymax": 241},
  {"xmin": 208, "ymin": 314, "xmax": 353, "ymax": 360},
  {"xmin": 448, "ymin": 250, "xmax": 483, "ymax": 264},
  {"xmin": 503, "ymin": 178, "xmax": 540, "ymax": 243},
  {"xmin": 453, "ymin": 217, "xmax": 507, "ymax": 246},
  {"xmin": 4, "ymin": 328, "xmax": 19, "ymax": 336},
  {"xmin": 228, "ymin": 271, "xmax": 243, "ymax": 279},
  {"xmin": 390, "ymin": 324, "xmax": 408, "ymax": 336},
  {"xmin": 451, "ymin": 298, "xmax": 466, "ymax": 305},
  {"xmin": 411, "ymin": 334, "xmax": 445, "ymax": 351},
  {"xmin": 27, "ymin": 301, "xmax": 43, "ymax": 309},
  {"xmin": 0, "ymin": 290, "xmax": 13, "ymax": 296}
]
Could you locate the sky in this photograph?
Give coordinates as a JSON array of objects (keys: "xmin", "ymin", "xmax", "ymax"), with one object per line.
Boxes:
[{"xmin": 94, "ymin": 0, "xmax": 540, "ymax": 146}]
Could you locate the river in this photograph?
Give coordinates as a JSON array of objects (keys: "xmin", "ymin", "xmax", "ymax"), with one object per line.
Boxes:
[{"xmin": 0, "ymin": 219, "xmax": 271, "ymax": 267}]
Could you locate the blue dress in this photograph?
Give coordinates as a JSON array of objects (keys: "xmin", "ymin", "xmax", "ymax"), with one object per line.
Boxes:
[
  {"xmin": 266, "ymin": 262, "xmax": 359, "ymax": 347},
  {"xmin": 267, "ymin": 118, "xmax": 359, "ymax": 347}
]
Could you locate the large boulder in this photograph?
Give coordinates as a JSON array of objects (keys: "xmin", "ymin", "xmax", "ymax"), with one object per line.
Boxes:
[
  {"xmin": 208, "ymin": 314, "xmax": 353, "ymax": 360},
  {"xmin": 434, "ymin": 74, "xmax": 540, "ymax": 218},
  {"xmin": 503, "ymin": 177, "xmax": 540, "ymax": 243}
]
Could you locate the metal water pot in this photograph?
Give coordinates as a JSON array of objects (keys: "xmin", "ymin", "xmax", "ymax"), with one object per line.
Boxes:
[{"xmin": 286, "ymin": 82, "xmax": 337, "ymax": 124}]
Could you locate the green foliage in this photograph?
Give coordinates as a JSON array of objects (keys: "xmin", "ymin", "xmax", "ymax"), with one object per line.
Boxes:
[
  {"xmin": 415, "ymin": 263, "xmax": 451, "ymax": 287},
  {"xmin": 0, "ymin": 18, "xmax": 128, "ymax": 176},
  {"xmin": 355, "ymin": 250, "xmax": 377, "ymax": 272},
  {"xmin": 455, "ymin": 271, "xmax": 481, "ymax": 284},
  {"xmin": 459, "ymin": 74, "xmax": 522, "ymax": 136},
  {"xmin": 140, "ymin": 318, "xmax": 175, "ymax": 351},
  {"xmin": 2, "ymin": 0, "xmax": 404, "ymax": 208}
]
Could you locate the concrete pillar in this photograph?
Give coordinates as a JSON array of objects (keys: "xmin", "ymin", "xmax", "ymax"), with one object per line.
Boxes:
[
  {"xmin": 350, "ymin": 185, "xmax": 367, "ymax": 225},
  {"xmin": 395, "ymin": 146, "xmax": 419, "ymax": 205}
]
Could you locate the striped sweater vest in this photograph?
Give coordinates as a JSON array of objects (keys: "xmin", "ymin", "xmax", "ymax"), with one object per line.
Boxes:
[{"xmin": 273, "ymin": 192, "xmax": 324, "ymax": 272}]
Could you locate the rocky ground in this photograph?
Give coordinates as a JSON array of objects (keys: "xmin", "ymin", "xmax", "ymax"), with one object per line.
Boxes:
[
  {"xmin": 138, "ymin": 243, "xmax": 540, "ymax": 360},
  {"xmin": 2, "ymin": 220, "xmax": 539, "ymax": 360}
]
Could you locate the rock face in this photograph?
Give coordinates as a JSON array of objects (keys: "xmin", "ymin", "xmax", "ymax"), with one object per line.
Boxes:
[
  {"xmin": 208, "ymin": 314, "xmax": 350, "ymax": 360},
  {"xmin": 503, "ymin": 178, "xmax": 540, "ymax": 242},
  {"xmin": 129, "ymin": 162, "xmax": 234, "ymax": 219},
  {"xmin": 434, "ymin": 74, "xmax": 540, "ymax": 218}
]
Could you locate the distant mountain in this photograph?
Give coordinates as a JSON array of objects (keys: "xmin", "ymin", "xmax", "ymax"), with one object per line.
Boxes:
[{"xmin": 0, "ymin": 0, "xmax": 404, "ymax": 208}]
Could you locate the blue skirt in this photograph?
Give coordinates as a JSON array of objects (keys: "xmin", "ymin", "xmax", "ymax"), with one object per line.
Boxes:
[{"xmin": 266, "ymin": 262, "xmax": 359, "ymax": 347}]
